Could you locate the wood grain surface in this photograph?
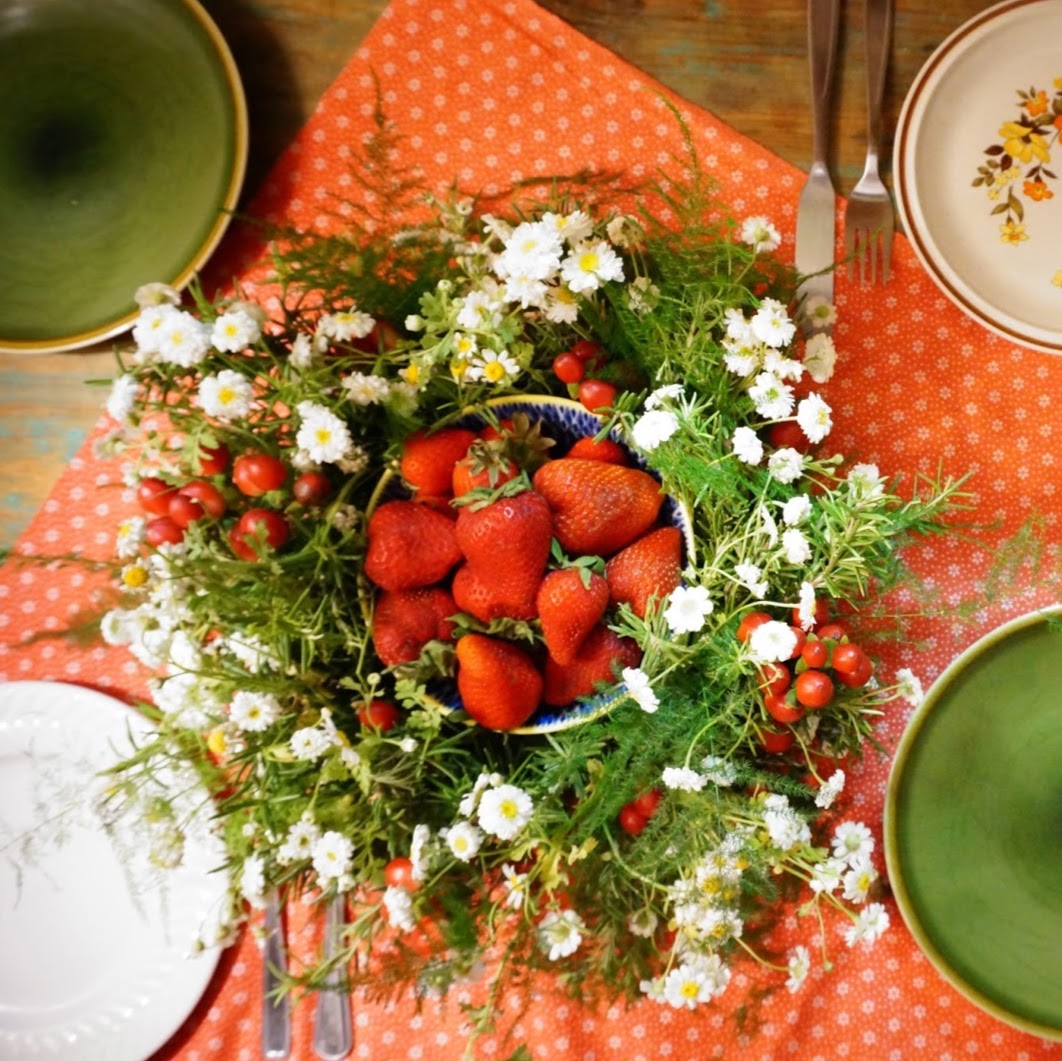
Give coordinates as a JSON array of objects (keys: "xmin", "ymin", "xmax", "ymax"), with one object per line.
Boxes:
[{"xmin": 0, "ymin": 0, "xmax": 988, "ymax": 550}]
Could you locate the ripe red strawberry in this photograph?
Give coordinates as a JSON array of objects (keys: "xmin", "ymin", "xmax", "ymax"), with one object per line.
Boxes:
[
  {"xmin": 452, "ymin": 563, "xmax": 538, "ymax": 622},
  {"xmin": 536, "ymin": 568, "xmax": 609, "ymax": 664},
  {"xmin": 532, "ymin": 459, "xmax": 663, "ymax": 556},
  {"xmin": 565, "ymin": 436, "xmax": 629, "ymax": 465},
  {"xmin": 399, "ymin": 427, "xmax": 478, "ymax": 498},
  {"xmin": 605, "ymin": 526, "xmax": 683, "ymax": 619},
  {"xmin": 451, "ymin": 439, "xmax": 518, "ymax": 498},
  {"xmin": 455, "ymin": 633, "xmax": 543, "ymax": 730},
  {"xmin": 372, "ymin": 586, "xmax": 457, "ymax": 666},
  {"xmin": 543, "ymin": 624, "xmax": 642, "ymax": 706},
  {"xmin": 455, "ymin": 488, "xmax": 552, "ymax": 607},
  {"xmin": 364, "ymin": 500, "xmax": 462, "ymax": 591}
]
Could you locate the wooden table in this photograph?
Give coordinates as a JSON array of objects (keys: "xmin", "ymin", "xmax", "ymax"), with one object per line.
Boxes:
[{"xmin": 0, "ymin": 0, "xmax": 988, "ymax": 551}]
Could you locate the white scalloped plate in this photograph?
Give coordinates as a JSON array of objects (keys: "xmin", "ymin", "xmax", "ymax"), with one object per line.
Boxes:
[
  {"xmin": 894, "ymin": 0, "xmax": 1062, "ymax": 353},
  {"xmin": 0, "ymin": 682, "xmax": 228, "ymax": 1060}
]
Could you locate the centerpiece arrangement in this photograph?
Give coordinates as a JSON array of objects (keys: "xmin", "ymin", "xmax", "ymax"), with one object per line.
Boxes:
[{"xmin": 97, "ymin": 115, "xmax": 961, "ymax": 1039}]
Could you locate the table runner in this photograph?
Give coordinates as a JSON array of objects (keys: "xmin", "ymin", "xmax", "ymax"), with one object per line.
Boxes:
[{"xmin": 2, "ymin": 0, "xmax": 1061, "ymax": 1057}]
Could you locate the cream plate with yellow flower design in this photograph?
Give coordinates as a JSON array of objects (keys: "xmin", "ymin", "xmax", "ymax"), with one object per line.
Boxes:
[{"xmin": 894, "ymin": 0, "xmax": 1062, "ymax": 354}]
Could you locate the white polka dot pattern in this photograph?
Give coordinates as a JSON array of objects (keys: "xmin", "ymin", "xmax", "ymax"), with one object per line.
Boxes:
[{"xmin": 3, "ymin": 0, "xmax": 1062, "ymax": 1057}]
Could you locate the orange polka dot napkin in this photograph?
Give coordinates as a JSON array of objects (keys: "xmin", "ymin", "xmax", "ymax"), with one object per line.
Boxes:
[{"xmin": 3, "ymin": 0, "xmax": 1062, "ymax": 1058}]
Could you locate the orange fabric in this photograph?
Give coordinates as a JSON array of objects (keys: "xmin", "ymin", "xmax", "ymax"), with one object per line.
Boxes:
[{"xmin": 3, "ymin": 0, "xmax": 1061, "ymax": 1057}]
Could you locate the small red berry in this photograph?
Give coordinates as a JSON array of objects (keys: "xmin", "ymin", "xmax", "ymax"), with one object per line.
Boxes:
[{"xmin": 552, "ymin": 351, "xmax": 586, "ymax": 384}]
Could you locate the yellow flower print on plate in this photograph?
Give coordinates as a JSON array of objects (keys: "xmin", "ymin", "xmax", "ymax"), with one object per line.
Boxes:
[{"xmin": 973, "ymin": 79, "xmax": 1062, "ymax": 244}]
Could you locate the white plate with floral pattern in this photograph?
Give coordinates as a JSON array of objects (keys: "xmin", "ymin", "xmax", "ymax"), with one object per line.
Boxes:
[
  {"xmin": 894, "ymin": 0, "xmax": 1062, "ymax": 354},
  {"xmin": 0, "ymin": 682, "xmax": 229, "ymax": 1060}
]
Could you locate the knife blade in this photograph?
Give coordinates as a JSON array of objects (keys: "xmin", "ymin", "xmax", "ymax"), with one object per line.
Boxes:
[{"xmin": 795, "ymin": 0, "xmax": 842, "ymax": 327}]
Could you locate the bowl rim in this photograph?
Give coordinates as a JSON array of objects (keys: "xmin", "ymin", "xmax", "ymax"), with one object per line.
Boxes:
[
  {"xmin": 883, "ymin": 604, "xmax": 1062, "ymax": 1040},
  {"xmin": 0, "ymin": 0, "xmax": 249, "ymax": 356}
]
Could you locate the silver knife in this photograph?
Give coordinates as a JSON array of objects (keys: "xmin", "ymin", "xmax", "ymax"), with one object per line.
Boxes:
[
  {"xmin": 795, "ymin": 0, "xmax": 842, "ymax": 328},
  {"xmin": 312, "ymin": 895, "xmax": 353, "ymax": 1060},
  {"xmin": 262, "ymin": 889, "xmax": 292, "ymax": 1059}
]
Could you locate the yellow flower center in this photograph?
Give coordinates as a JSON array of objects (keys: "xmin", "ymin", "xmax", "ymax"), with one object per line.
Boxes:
[
  {"xmin": 578, "ymin": 251, "xmax": 600, "ymax": 274},
  {"xmin": 218, "ymin": 386, "xmax": 237, "ymax": 406},
  {"xmin": 680, "ymin": 980, "xmax": 700, "ymax": 999},
  {"xmin": 483, "ymin": 361, "xmax": 506, "ymax": 383}
]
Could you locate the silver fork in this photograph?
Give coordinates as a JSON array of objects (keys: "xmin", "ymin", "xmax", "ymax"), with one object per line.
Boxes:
[{"xmin": 845, "ymin": 0, "xmax": 895, "ymax": 284}]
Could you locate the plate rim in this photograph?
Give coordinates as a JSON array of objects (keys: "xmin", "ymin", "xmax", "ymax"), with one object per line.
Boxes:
[
  {"xmin": 883, "ymin": 605, "xmax": 1062, "ymax": 1040},
  {"xmin": 0, "ymin": 679, "xmax": 227, "ymax": 1060},
  {"xmin": 893, "ymin": 0, "xmax": 1062, "ymax": 355},
  {"xmin": 0, "ymin": 0, "xmax": 249, "ymax": 356}
]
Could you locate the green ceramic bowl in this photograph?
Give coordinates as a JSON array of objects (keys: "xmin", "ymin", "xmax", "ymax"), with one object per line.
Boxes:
[
  {"xmin": 885, "ymin": 607, "xmax": 1062, "ymax": 1039},
  {"xmin": 0, "ymin": 0, "xmax": 247, "ymax": 354}
]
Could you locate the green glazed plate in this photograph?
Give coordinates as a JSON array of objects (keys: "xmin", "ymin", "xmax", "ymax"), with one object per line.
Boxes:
[
  {"xmin": 885, "ymin": 607, "xmax": 1062, "ymax": 1039},
  {"xmin": 0, "ymin": 0, "xmax": 247, "ymax": 354}
]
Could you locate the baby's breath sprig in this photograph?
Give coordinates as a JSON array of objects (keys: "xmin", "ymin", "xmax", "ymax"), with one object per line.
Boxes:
[{"xmin": 93, "ymin": 110, "xmax": 976, "ymax": 1035}]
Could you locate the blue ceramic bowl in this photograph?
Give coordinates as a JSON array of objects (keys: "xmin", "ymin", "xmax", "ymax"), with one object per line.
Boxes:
[{"xmin": 381, "ymin": 395, "xmax": 693, "ymax": 734}]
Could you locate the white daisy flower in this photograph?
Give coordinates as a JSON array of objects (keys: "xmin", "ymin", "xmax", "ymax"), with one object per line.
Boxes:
[
  {"xmin": 543, "ymin": 284, "xmax": 581, "ymax": 323},
  {"xmin": 750, "ymin": 298, "xmax": 796, "ymax": 348},
  {"xmin": 748, "ymin": 620, "xmax": 798, "ymax": 663},
  {"xmin": 661, "ymin": 766, "xmax": 707, "ymax": 792},
  {"xmin": 199, "ymin": 370, "xmax": 254, "ymax": 421},
  {"xmin": 802, "ymin": 295, "xmax": 837, "ymax": 330},
  {"xmin": 542, "ymin": 209, "xmax": 594, "ymax": 245},
  {"xmin": 537, "ymin": 909, "xmax": 585, "ymax": 961},
  {"xmin": 631, "ymin": 409, "xmax": 679, "ymax": 452},
  {"xmin": 731, "ymin": 425, "xmax": 764, "ymax": 465},
  {"xmin": 290, "ymin": 724, "xmax": 332, "ymax": 761},
  {"xmin": 767, "ymin": 447, "xmax": 805, "ymax": 484},
  {"xmin": 497, "ymin": 220, "xmax": 564, "ymax": 280},
  {"xmin": 843, "ymin": 902, "xmax": 890, "ymax": 947},
  {"xmin": 622, "ymin": 666, "xmax": 660, "ymax": 714},
  {"xmin": 832, "ymin": 821, "xmax": 875, "ymax": 863},
  {"xmin": 342, "ymin": 371, "xmax": 391, "ymax": 406},
  {"xmin": 106, "ymin": 374, "xmax": 140, "ymax": 424},
  {"xmin": 781, "ymin": 527, "xmax": 812, "ymax": 565},
  {"xmin": 501, "ymin": 864, "xmax": 530, "ymax": 910},
  {"xmin": 134, "ymin": 281, "xmax": 181, "ymax": 308},
  {"xmin": 842, "ymin": 853, "xmax": 878, "ymax": 904},
  {"xmin": 477, "ymin": 784, "xmax": 534, "ymax": 841},
  {"xmin": 645, "ymin": 383, "xmax": 684, "ymax": 409},
  {"xmin": 560, "ymin": 238, "xmax": 625, "ymax": 293},
  {"xmin": 740, "ymin": 215, "xmax": 781, "ymax": 254},
  {"xmin": 759, "ymin": 504, "xmax": 779, "ymax": 545},
  {"xmin": 786, "ymin": 945, "xmax": 811, "ymax": 993},
  {"xmin": 723, "ymin": 343, "xmax": 760, "ymax": 378},
  {"xmin": 734, "ymin": 561, "xmax": 769, "ymax": 598},
  {"xmin": 296, "ymin": 401, "xmax": 353, "ymax": 464},
  {"xmin": 278, "ymin": 815, "xmax": 321, "ymax": 865},
  {"xmin": 211, "ymin": 307, "xmax": 262, "ymax": 352},
  {"xmin": 115, "ymin": 515, "xmax": 147, "ymax": 560},
  {"xmin": 131, "ymin": 303, "xmax": 180, "ymax": 358},
  {"xmin": 896, "ymin": 667, "xmax": 924, "ymax": 706},
  {"xmin": 445, "ymin": 821, "xmax": 483, "ymax": 862},
  {"xmin": 782, "ymin": 495, "xmax": 812, "ymax": 526},
  {"xmin": 239, "ymin": 854, "xmax": 266, "ymax": 908},
  {"xmin": 748, "ymin": 371, "xmax": 795, "ymax": 419},
  {"xmin": 796, "ymin": 393, "xmax": 833, "ymax": 443},
  {"xmin": 628, "ymin": 908, "xmax": 659, "ymax": 938},
  {"xmin": 410, "ymin": 824, "xmax": 432, "ymax": 881},
  {"xmin": 318, "ymin": 308, "xmax": 375, "ymax": 342},
  {"xmin": 848, "ymin": 462, "xmax": 887, "ymax": 501},
  {"xmin": 803, "ymin": 331, "xmax": 838, "ymax": 383},
  {"xmin": 810, "ymin": 856, "xmax": 846, "ymax": 895},
  {"xmin": 155, "ymin": 308, "xmax": 212, "ymax": 368},
  {"xmin": 662, "ymin": 955, "xmax": 730, "ymax": 1009},
  {"xmin": 229, "ymin": 690, "xmax": 282, "ymax": 732},
  {"xmin": 796, "ymin": 581, "xmax": 818, "ymax": 630},
  {"xmin": 311, "ymin": 830, "xmax": 354, "ymax": 882},
  {"xmin": 663, "ymin": 585, "xmax": 714, "ymax": 635},
  {"xmin": 467, "ymin": 348, "xmax": 520, "ymax": 384},
  {"xmin": 455, "ymin": 286, "xmax": 505, "ymax": 330},
  {"xmin": 502, "ymin": 273, "xmax": 549, "ymax": 309},
  {"xmin": 763, "ymin": 349, "xmax": 806, "ymax": 382},
  {"xmin": 816, "ymin": 768, "xmax": 846, "ymax": 809},
  {"xmin": 383, "ymin": 885, "xmax": 417, "ymax": 931},
  {"xmin": 458, "ymin": 771, "xmax": 502, "ymax": 818},
  {"xmin": 289, "ymin": 332, "xmax": 315, "ymax": 370}
]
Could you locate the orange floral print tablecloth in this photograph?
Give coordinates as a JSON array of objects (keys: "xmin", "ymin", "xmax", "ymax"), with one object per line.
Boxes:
[{"xmin": 3, "ymin": 0, "xmax": 1062, "ymax": 1058}]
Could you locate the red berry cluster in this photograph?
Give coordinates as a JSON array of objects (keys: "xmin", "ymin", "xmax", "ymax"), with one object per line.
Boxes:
[
  {"xmin": 737, "ymin": 603, "xmax": 874, "ymax": 754},
  {"xmin": 551, "ymin": 339, "xmax": 618, "ymax": 413},
  {"xmin": 618, "ymin": 787, "xmax": 663, "ymax": 835},
  {"xmin": 134, "ymin": 443, "xmax": 334, "ymax": 561}
]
